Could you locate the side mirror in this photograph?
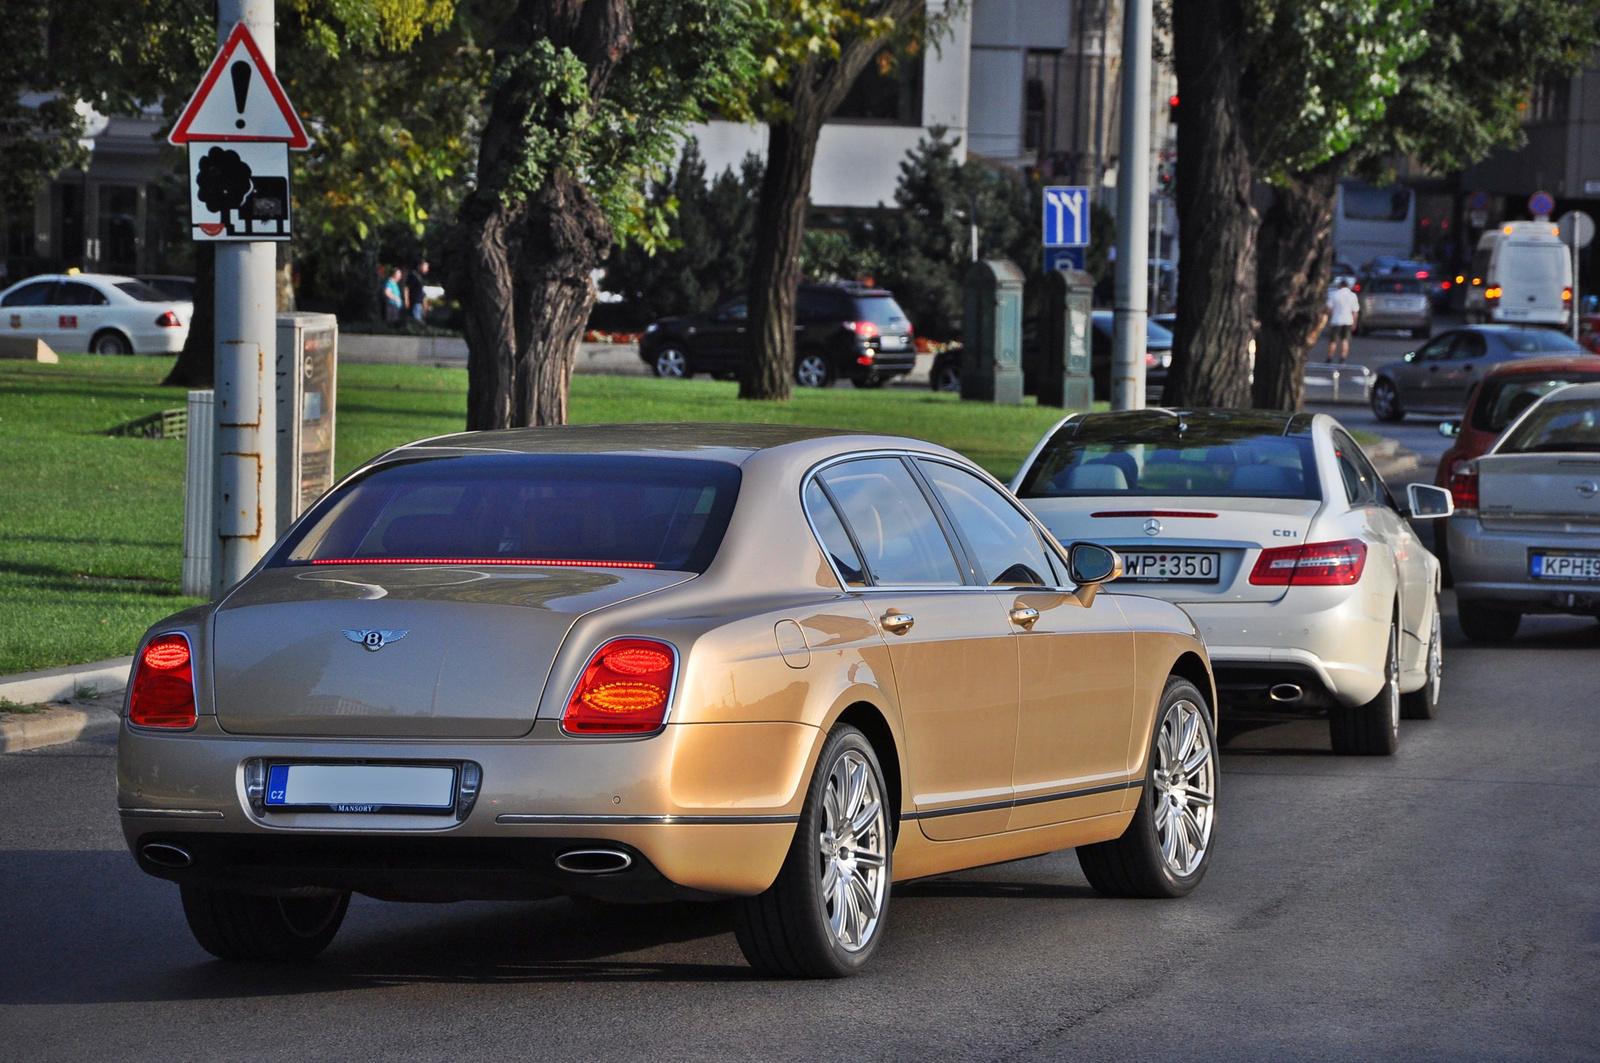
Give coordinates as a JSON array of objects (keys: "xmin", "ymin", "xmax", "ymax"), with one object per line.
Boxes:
[
  {"xmin": 1067, "ymin": 542, "xmax": 1123, "ymax": 606},
  {"xmin": 1438, "ymin": 420, "xmax": 1461, "ymax": 438},
  {"xmin": 1406, "ymin": 482, "xmax": 1455, "ymax": 520},
  {"xmin": 1403, "ymin": 351, "xmax": 1417, "ymax": 363}
]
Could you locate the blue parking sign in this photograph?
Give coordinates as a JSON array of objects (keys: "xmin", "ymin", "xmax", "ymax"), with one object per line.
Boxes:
[
  {"xmin": 1043, "ymin": 186, "xmax": 1090, "ymax": 247},
  {"xmin": 1045, "ymin": 247, "xmax": 1086, "ymax": 272}
]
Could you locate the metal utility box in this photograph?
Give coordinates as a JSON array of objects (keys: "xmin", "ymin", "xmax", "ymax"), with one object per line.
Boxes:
[
  {"xmin": 1039, "ymin": 269, "xmax": 1095, "ymax": 409},
  {"xmin": 960, "ymin": 259, "xmax": 1026, "ymax": 404},
  {"xmin": 275, "ymin": 313, "xmax": 338, "ymax": 535}
]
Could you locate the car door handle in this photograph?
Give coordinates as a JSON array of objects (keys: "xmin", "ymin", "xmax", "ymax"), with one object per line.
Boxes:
[
  {"xmin": 1009, "ymin": 606, "xmax": 1040, "ymax": 630},
  {"xmin": 880, "ymin": 611, "xmax": 915, "ymax": 635}
]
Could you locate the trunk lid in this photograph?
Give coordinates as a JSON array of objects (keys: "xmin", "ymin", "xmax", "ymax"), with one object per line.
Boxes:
[
  {"xmin": 211, "ymin": 565, "xmax": 692, "ymax": 738},
  {"xmin": 1022, "ymin": 496, "xmax": 1323, "ymax": 603},
  {"xmin": 1478, "ymin": 453, "xmax": 1600, "ymax": 530}
]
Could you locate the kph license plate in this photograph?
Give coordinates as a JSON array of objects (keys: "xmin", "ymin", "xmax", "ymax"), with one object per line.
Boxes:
[
  {"xmin": 264, "ymin": 764, "xmax": 457, "ymax": 813},
  {"xmin": 1530, "ymin": 553, "xmax": 1600, "ymax": 581},
  {"xmin": 1118, "ymin": 551, "xmax": 1220, "ymax": 583}
]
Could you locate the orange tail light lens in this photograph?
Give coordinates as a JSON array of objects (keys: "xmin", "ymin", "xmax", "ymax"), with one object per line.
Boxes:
[
  {"xmin": 562, "ymin": 638, "xmax": 677, "ymax": 735},
  {"xmin": 1485, "ymin": 286, "xmax": 1502, "ymax": 301},
  {"xmin": 1249, "ymin": 539, "xmax": 1368, "ymax": 587},
  {"xmin": 129, "ymin": 633, "xmax": 197, "ymax": 728}
]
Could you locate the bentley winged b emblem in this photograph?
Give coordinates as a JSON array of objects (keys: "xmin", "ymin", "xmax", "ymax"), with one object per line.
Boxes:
[{"xmin": 343, "ymin": 628, "xmax": 409, "ymax": 652}]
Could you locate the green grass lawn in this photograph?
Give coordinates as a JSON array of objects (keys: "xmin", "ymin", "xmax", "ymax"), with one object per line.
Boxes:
[{"xmin": 0, "ymin": 356, "xmax": 1072, "ymax": 674}]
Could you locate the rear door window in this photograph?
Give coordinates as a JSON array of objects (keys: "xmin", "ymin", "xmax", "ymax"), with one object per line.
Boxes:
[
  {"xmin": 917, "ymin": 460, "xmax": 1057, "ymax": 586},
  {"xmin": 818, "ymin": 457, "xmax": 963, "ymax": 586},
  {"xmin": 803, "ymin": 480, "xmax": 868, "ymax": 587}
]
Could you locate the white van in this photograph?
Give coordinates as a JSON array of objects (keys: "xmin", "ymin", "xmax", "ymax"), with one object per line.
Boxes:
[{"xmin": 1463, "ymin": 223, "xmax": 1572, "ymax": 327}]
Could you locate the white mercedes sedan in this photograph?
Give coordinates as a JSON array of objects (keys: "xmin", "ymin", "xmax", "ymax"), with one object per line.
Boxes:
[
  {"xmin": 0, "ymin": 272, "xmax": 191, "ymax": 355},
  {"xmin": 1011, "ymin": 409, "xmax": 1454, "ymax": 755}
]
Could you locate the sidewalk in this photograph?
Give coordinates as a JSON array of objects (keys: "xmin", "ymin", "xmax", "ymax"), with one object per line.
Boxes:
[{"xmin": 0, "ymin": 656, "xmax": 129, "ymax": 753}]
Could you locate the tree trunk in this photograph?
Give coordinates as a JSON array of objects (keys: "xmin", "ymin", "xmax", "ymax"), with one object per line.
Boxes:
[
  {"xmin": 163, "ymin": 243, "xmax": 214, "ymax": 387},
  {"xmin": 1163, "ymin": 0, "xmax": 1257, "ymax": 408},
  {"xmin": 741, "ymin": 4, "xmax": 922, "ymax": 400},
  {"xmin": 1252, "ymin": 165, "xmax": 1340, "ymax": 411},
  {"xmin": 452, "ymin": 0, "xmax": 629, "ymax": 429}
]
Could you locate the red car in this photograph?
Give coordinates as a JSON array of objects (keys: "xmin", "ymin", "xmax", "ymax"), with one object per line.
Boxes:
[{"xmin": 1435, "ymin": 354, "xmax": 1600, "ymax": 488}]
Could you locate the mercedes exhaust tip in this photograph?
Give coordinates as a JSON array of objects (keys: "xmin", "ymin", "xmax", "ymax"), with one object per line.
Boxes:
[{"xmin": 554, "ymin": 849, "xmax": 634, "ymax": 875}]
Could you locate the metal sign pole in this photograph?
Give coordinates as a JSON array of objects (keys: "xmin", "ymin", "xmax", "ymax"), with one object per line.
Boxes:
[
  {"xmin": 1111, "ymin": 0, "xmax": 1152, "ymax": 411},
  {"xmin": 213, "ymin": 0, "xmax": 277, "ymax": 588}
]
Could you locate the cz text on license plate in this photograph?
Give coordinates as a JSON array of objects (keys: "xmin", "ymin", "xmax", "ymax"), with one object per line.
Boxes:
[
  {"xmin": 1118, "ymin": 551, "xmax": 1220, "ymax": 582},
  {"xmin": 264, "ymin": 764, "xmax": 457, "ymax": 813},
  {"xmin": 1530, "ymin": 553, "xmax": 1600, "ymax": 581}
]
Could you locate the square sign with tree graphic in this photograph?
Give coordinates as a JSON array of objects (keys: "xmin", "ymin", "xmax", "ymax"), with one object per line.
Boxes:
[{"xmin": 188, "ymin": 142, "xmax": 292, "ymax": 241}]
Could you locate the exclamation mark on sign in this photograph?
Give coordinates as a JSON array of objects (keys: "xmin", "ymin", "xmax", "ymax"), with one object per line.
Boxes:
[{"xmin": 230, "ymin": 61, "xmax": 250, "ymax": 130}]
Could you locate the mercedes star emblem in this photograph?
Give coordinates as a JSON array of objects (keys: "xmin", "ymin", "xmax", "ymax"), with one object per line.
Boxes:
[
  {"xmin": 1143, "ymin": 518, "xmax": 1162, "ymax": 536},
  {"xmin": 342, "ymin": 628, "xmax": 409, "ymax": 652}
]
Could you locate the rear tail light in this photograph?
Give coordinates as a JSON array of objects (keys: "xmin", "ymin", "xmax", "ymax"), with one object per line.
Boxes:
[
  {"xmin": 1485, "ymin": 286, "xmax": 1502, "ymax": 301},
  {"xmin": 856, "ymin": 353, "xmax": 875, "ymax": 365},
  {"xmin": 1249, "ymin": 539, "xmax": 1368, "ymax": 587},
  {"xmin": 846, "ymin": 320, "xmax": 880, "ymax": 339},
  {"xmin": 562, "ymin": 638, "xmax": 677, "ymax": 735},
  {"xmin": 1415, "ymin": 270, "xmax": 1429, "ymax": 279},
  {"xmin": 1449, "ymin": 466, "xmax": 1479, "ymax": 511},
  {"xmin": 1441, "ymin": 280, "xmax": 1452, "ymax": 290},
  {"xmin": 1564, "ymin": 287, "xmax": 1573, "ymax": 304},
  {"xmin": 129, "ymin": 633, "xmax": 197, "ymax": 728},
  {"xmin": 155, "ymin": 310, "xmax": 182, "ymax": 327}
]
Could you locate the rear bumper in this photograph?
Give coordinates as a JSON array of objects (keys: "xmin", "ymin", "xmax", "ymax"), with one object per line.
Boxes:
[
  {"xmin": 118, "ymin": 717, "xmax": 814, "ymax": 900},
  {"xmin": 130, "ymin": 327, "xmax": 188, "ymax": 354},
  {"xmin": 1449, "ymin": 515, "xmax": 1600, "ymax": 613}
]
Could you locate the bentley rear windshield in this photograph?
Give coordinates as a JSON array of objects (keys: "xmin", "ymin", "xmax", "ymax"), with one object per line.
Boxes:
[
  {"xmin": 276, "ymin": 453, "xmax": 741, "ymax": 573},
  {"xmin": 1017, "ymin": 412, "xmax": 1322, "ymax": 500}
]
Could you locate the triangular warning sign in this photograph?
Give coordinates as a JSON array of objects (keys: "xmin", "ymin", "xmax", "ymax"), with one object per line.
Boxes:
[{"xmin": 169, "ymin": 23, "xmax": 311, "ymax": 148}]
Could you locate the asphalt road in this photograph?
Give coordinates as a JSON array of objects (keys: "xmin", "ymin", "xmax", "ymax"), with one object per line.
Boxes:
[{"xmin": 3, "ymin": 595, "xmax": 1597, "ymax": 1063}]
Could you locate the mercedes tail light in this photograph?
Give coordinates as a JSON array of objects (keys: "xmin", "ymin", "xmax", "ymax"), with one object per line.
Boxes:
[
  {"xmin": 846, "ymin": 320, "xmax": 880, "ymax": 339},
  {"xmin": 155, "ymin": 311, "xmax": 182, "ymax": 327},
  {"xmin": 1249, "ymin": 539, "xmax": 1368, "ymax": 587},
  {"xmin": 129, "ymin": 633, "xmax": 197, "ymax": 728},
  {"xmin": 562, "ymin": 638, "xmax": 677, "ymax": 735},
  {"xmin": 1449, "ymin": 466, "xmax": 1480, "ymax": 512}
]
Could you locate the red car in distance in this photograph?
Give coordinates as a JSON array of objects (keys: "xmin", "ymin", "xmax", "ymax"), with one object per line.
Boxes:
[{"xmin": 1436, "ymin": 354, "xmax": 1600, "ymax": 488}]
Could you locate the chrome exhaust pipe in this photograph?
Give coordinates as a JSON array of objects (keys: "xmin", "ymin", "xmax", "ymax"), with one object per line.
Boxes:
[
  {"xmin": 555, "ymin": 849, "xmax": 633, "ymax": 875},
  {"xmin": 1269, "ymin": 683, "xmax": 1303, "ymax": 703},
  {"xmin": 141, "ymin": 842, "xmax": 193, "ymax": 868}
]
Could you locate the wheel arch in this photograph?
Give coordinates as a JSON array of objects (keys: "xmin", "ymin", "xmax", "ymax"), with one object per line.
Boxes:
[
  {"xmin": 90, "ymin": 327, "xmax": 133, "ymax": 354},
  {"xmin": 826, "ymin": 700, "xmax": 904, "ymax": 839},
  {"xmin": 1167, "ymin": 650, "xmax": 1218, "ymax": 724}
]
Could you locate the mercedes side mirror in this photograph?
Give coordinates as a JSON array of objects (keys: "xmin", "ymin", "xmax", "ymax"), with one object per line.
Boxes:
[
  {"xmin": 1068, "ymin": 542, "xmax": 1123, "ymax": 606},
  {"xmin": 1405, "ymin": 483, "xmax": 1455, "ymax": 520},
  {"xmin": 1438, "ymin": 420, "xmax": 1461, "ymax": 438}
]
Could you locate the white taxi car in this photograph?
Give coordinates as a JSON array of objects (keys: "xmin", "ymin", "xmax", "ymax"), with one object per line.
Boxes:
[
  {"xmin": 1011, "ymin": 409, "xmax": 1454, "ymax": 756},
  {"xmin": 0, "ymin": 272, "xmax": 191, "ymax": 355}
]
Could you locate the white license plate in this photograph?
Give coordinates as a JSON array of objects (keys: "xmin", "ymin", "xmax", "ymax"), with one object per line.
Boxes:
[
  {"xmin": 1530, "ymin": 553, "xmax": 1600, "ymax": 581},
  {"xmin": 264, "ymin": 764, "xmax": 457, "ymax": 812},
  {"xmin": 1118, "ymin": 551, "xmax": 1220, "ymax": 582},
  {"xmin": 880, "ymin": 335, "xmax": 909, "ymax": 350}
]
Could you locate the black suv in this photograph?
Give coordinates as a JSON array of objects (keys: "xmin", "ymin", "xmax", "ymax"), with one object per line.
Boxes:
[{"xmin": 638, "ymin": 283, "xmax": 916, "ymax": 387}]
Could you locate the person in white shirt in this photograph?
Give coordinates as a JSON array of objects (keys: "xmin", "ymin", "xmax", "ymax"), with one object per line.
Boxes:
[{"xmin": 1326, "ymin": 279, "xmax": 1361, "ymax": 364}]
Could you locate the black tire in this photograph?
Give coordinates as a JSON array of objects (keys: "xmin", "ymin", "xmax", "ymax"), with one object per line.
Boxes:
[
  {"xmin": 90, "ymin": 329, "xmax": 133, "ymax": 356},
  {"xmin": 1458, "ymin": 599, "xmax": 1521, "ymax": 643},
  {"xmin": 794, "ymin": 350, "xmax": 835, "ymax": 388},
  {"xmin": 1371, "ymin": 378, "xmax": 1405, "ymax": 422},
  {"xmin": 180, "ymin": 886, "xmax": 349, "ymax": 961},
  {"xmin": 1078, "ymin": 677, "xmax": 1217, "ymax": 899},
  {"xmin": 1401, "ymin": 603, "xmax": 1442, "ymax": 720},
  {"xmin": 931, "ymin": 357, "xmax": 961, "ymax": 393},
  {"xmin": 652, "ymin": 346, "xmax": 691, "ymax": 379},
  {"xmin": 1330, "ymin": 617, "xmax": 1400, "ymax": 755},
  {"xmin": 734, "ymin": 725, "xmax": 892, "ymax": 978}
]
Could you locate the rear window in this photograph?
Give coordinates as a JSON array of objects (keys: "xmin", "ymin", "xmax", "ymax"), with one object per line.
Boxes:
[
  {"xmin": 1500, "ymin": 330, "xmax": 1584, "ymax": 353},
  {"xmin": 1016, "ymin": 413, "xmax": 1321, "ymax": 500},
  {"xmin": 850, "ymin": 295, "xmax": 910, "ymax": 327},
  {"xmin": 1365, "ymin": 278, "xmax": 1423, "ymax": 293},
  {"xmin": 276, "ymin": 454, "xmax": 741, "ymax": 573},
  {"xmin": 1499, "ymin": 396, "xmax": 1600, "ymax": 453},
  {"xmin": 115, "ymin": 281, "xmax": 172, "ymax": 301},
  {"xmin": 1472, "ymin": 375, "xmax": 1600, "ymax": 431}
]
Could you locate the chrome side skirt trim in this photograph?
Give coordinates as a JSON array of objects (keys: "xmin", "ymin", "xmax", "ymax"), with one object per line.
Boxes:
[
  {"xmin": 495, "ymin": 813, "xmax": 800, "ymax": 826},
  {"xmin": 903, "ymin": 779, "xmax": 1143, "ymax": 821},
  {"xmin": 119, "ymin": 808, "xmax": 226, "ymax": 820}
]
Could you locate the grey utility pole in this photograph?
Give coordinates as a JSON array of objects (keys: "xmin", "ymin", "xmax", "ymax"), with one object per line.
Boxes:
[
  {"xmin": 1111, "ymin": 0, "xmax": 1153, "ymax": 410},
  {"xmin": 213, "ymin": 0, "xmax": 278, "ymax": 586}
]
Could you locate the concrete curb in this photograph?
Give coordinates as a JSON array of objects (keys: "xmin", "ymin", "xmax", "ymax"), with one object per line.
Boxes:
[
  {"xmin": 0, "ymin": 656, "xmax": 133, "ymax": 708},
  {"xmin": 0, "ymin": 703, "xmax": 121, "ymax": 753}
]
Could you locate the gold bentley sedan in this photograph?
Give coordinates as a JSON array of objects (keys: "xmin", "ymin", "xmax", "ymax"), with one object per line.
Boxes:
[{"xmin": 118, "ymin": 424, "xmax": 1219, "ymax": 977}]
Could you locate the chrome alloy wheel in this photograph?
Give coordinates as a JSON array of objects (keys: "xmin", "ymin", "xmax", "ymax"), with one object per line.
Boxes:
[
  {"xmin": 1423, "ymin": 609, "xmax": 1441, "ymax": 705},
  {"xmin": 795, "ymin": 353, "xmax": 830, "ymax": 388},
  {"xmin": 817, "ymin": 748, "xmax": 889, "ymax": 952},
  {"xmin": 654, "ymin": 347, "xmax": 689, "ymax": 378},
  {"xmin": 1151, "ymin": 699, "xmax": 1216, "ymax": 878}
]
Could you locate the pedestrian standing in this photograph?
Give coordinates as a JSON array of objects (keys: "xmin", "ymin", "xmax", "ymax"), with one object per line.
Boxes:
[
  {"xmin": 1326, "ymin": 278, "xmax": 1360, "ymax": 364},
  {"xmin": 383, "ymin": 267, "xmax": 404, "ymax": 324},
  {"xmin": 406, "ymin": 261, "xmax": 429, "ymax": 324}
]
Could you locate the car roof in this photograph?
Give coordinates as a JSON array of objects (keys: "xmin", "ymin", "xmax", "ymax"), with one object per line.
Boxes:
[
  {"xmin": 1481, "ymin": 353, "xmax": 1600, "ymax": 377},
  {"xmin": 383, "ymin": 423, "xmax": 964, "ymax": 467},
  {"xmin": 1542, "ymin": 381, "xmax": 1600, "ymax": 401},
  {"xmin": 2, "ymin": 272, "xmax": 137, "ymax": 291}
]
